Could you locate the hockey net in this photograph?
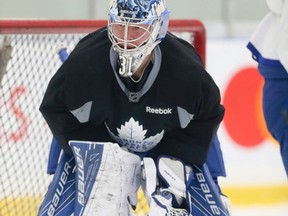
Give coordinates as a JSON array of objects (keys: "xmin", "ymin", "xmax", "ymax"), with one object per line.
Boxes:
[{"xmin": 0, "ymin": 20, "xmax": 205, "ymax": 216}]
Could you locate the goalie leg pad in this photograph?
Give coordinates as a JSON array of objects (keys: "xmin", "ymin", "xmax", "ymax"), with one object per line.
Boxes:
[
  {"xmin": 69, "ymin": 141, "xmax": 142, "ymax": 216},
  {"xmin": 37, "ymin": 153, "xmax": 76, "ymax": 216},
  {"xmin": 186, "ymin": 163, "xmax": 230, "ymax": 216}
]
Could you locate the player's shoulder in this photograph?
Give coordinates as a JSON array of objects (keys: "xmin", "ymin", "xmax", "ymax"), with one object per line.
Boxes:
[
  {"xmin": 56, "ymin": 26, "xmax": 112, "ymax": 78},
  {"xmin": 160, "ymin": 33, "xmax": 206, "ymax": 79},
  {"xmin": 79, "ymin": 26, "xmax": 109, "ymax": 44},
  {"xmin": 159, "ymin": 33, "xmax": 219, "ymax": 96},
  {"xmin": 61, "ymin": 26, "xmax": 111, "ymax": 69},
  {"xmin": 160, "ymin": 32, "xmax": 204, "ymax": 65},
  {"xmin": 69, "ymin": 26, "xmax": 111, "ymax": 58}
]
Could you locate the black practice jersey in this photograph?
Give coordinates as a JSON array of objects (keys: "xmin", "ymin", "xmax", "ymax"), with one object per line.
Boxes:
[{"xmin": 40, "ymin": 27, "xmax": 224, "ymax": 165}]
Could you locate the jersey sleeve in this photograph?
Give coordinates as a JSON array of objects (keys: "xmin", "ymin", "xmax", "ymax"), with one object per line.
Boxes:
[
  {"xmin": 39, "ymin": 61, "xmax": 110, "ymax": 155},
  {"xmin": 154, "ymin": 71, "xmax": 225, "ymax": 165}
]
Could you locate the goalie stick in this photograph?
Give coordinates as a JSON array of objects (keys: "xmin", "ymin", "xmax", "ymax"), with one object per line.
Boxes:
[
  {"xmin": 38, "ymin": 46, "xmax": 75, "ymax": 216},
  {"xmin": 46, "ymin": 46, "xmax": 69, "ymax": 174}
]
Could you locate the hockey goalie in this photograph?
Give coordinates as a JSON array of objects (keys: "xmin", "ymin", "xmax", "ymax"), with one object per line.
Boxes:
[{"xmin": 37, "ymin": 0, "xmax": 231, "ymax": 215}]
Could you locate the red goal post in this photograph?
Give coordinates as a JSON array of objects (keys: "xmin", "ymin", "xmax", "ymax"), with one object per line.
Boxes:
[{"xmin": 0, "ymin": 19, "xmax": 206, "ymax": 216}]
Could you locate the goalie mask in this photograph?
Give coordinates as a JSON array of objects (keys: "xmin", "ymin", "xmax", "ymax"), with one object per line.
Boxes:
[{"xmin": 108, "ymin": 0, "xmax": 170, "ymax": 77}]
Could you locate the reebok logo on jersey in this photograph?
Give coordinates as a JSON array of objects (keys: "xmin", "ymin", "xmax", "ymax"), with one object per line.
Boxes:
[{"xmin": 146, "ymin": 106, "xmax": 172, "ymax": 114}]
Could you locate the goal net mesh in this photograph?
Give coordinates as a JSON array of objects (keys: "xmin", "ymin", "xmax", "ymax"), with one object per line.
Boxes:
[{"xmin": 0, "ymin": 20, "xmax": 205, "ymax": 216}]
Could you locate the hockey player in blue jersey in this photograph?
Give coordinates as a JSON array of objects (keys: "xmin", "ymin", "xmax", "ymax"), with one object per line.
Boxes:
[
  {"xmin": 38, "ymin": 0, "xmax": 231, "ymax": 215},
  {"xmin": 247, "ymin": 0, "xmax": 288, "ymax": 176}
]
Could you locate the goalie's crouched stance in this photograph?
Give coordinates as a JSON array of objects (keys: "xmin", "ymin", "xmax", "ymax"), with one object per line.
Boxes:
[{"xmin": 38, "ymin": 141, "xmax": 230, "ymax": 216}]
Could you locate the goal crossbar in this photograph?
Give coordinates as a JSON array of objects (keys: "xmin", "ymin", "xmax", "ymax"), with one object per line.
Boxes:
[{"xmin": 0, "ymin": 19, "xmax": 206, "ymax": 63}]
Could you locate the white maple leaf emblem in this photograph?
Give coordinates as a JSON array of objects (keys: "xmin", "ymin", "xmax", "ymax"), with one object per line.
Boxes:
[
  {"xmin": 117, "ymin": 117, "xmax": 147, "ymax": 140},
  {"xmin": 105, "ymin": 117, "xmax": 164, "ymax": 152}
]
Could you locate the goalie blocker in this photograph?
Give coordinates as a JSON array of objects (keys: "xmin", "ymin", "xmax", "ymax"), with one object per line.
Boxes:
[
  {"xmin": 38, "ymin": 141, "xmax": 230, "ymax": 216},
  {"xmin": 145, "ymin": 156, "xmax": 230, "ymax": 216}
]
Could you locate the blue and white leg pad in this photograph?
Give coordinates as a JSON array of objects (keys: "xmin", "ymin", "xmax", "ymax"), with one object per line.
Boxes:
[
  {"xmin": 38, "ymin": 141, "xmax": 142, "ymax": 216},
  {"xmin": 186, "ymin": 163, "xmax": 230, "ymax": 216},
  {"xmin": 37, "ymin": 152, "xmax": 75, "ymax": 216},
  {"xmin": 70, "ymin": 141, "xmax": 142, "ymax": 216}
]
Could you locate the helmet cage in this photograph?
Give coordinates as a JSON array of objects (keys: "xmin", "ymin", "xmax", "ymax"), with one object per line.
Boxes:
[{"xmin": 107, "ymin": 0, "xmax": 170, "ymax": 77}]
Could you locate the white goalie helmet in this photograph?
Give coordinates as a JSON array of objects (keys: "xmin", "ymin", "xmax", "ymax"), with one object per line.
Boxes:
[{"xmin": 108, "ymin": 0, "xmax": 170, "ymax": 77}]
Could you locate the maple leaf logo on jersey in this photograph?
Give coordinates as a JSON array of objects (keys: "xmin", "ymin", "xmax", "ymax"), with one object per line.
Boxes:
[{"xmin": 106, "ymin": 117, "xmax": 164, "ymax": 152}]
